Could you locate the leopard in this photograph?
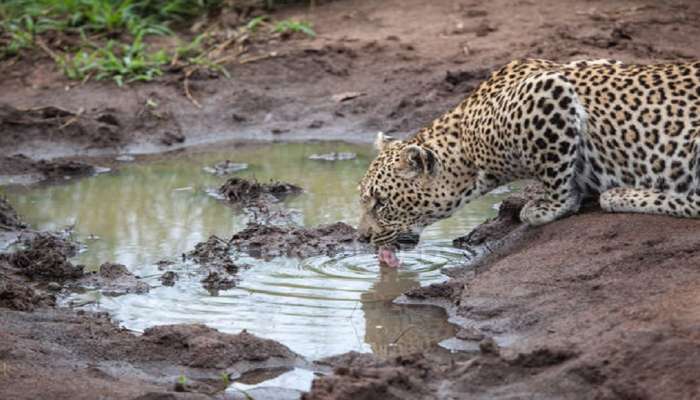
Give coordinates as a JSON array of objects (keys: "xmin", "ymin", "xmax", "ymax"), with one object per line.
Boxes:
[{"xmin": 358, "ymin": 58, "xmax": 700, "ymax": 247}]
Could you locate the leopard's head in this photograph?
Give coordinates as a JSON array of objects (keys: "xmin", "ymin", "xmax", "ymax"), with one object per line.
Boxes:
[{"xmin": 358, "ymin": 132, "xmax": 478, "ymax": 247}]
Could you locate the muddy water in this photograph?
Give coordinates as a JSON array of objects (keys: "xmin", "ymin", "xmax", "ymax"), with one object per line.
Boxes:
[{"xmin": 4, "ymin": 142, "xmax": 512, "ymax": 360}]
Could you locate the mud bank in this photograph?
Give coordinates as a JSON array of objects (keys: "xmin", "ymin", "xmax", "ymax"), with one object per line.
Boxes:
[
  {"xmin": 3, "ymin": 0, "xmax": 700, "ymax": 163},
  {"xmin": 305, "ymin": 202, "xmax": 700, "ymax": 400}
]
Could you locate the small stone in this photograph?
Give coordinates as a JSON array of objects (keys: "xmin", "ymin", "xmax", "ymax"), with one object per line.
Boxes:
[
  {"xmin": 160, "ymin": 271, "xmax": 178, "ymax": 287},
  {"xmin": 308, "ymin": 152, "xmax": 357, "ymax": 161},
  {"xmin": 47, "ymin": 282, "xmax": 62, "ymax": 292},
  {"xmin": 332, "ymin": 92, "xmax": 364, "ymax": 102},
  {"xmin": 308, "ymin": 120, "xmax": 324, "ymax": 129},
  {"xmin": 479, "ymin": 337, "xmax": 499, "ymax": 354}
]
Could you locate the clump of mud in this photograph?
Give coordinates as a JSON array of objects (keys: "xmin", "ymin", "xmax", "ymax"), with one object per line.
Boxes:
[
  {"xmin": 230, "ymin": 222, "xmax": 367, "ymax": 259},
  {"xmin": 188, "ymin": 235, "xmax": 245, "ymax": 273},
  {"xmin": 3, "ymin": 233, "xmax": 84, "ymax": 281},
  {"xmin": 0, "ymin": 273, "xmax": 55, "ymax": 311},
  {"xmin": 35, "ymin": 159, "xmax": 95, "ymax": 181},
  {"xmin": 201, "ymin": 271, "xmax": 236, "ymax": 293},
  {"xmin": 185, "ymin": 235, "xmax": 249, "ymax": 291},
  {"xmin": 0, "ymin": 154, "xmax": 96, "ymax": 183},
  {"xmin": 0, "ymin": 197, "xmax": 25, "ymax": 231},
  {"xmin": 79, "ymin": 262, "xmax": 150, "ymax": 296},
  {"xmin": 219, "ymin": 177, "xmax": 302, "ymax": 204},
  {"xmin": 141, "ymin": 324, "xmax": 298, "ymax": 368}
]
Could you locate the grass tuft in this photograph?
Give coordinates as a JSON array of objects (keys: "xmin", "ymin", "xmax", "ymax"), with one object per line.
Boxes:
[{"xmin": 0, "ymin": 0, "xmax": 315, "ymax": 86}]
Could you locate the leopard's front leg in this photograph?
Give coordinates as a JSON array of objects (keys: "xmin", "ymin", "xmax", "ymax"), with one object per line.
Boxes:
[{"xmin": 517, "ymin": 74, "xmax": 585, "ymax": 225}]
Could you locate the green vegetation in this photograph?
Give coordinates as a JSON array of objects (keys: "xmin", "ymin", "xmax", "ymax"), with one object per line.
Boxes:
[
  {"xmin": 0, "ymin": 0, "xmax": 315, "ymax": 86},
  {"xmin": 274, "ymin": 19, "xmax": 315, "ymax": 37}
]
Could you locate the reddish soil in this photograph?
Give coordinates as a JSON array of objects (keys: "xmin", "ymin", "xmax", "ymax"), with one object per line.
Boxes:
[
  {"xmin": 305, "ymin": 204, "xmax": 700, "ymax": 400},
  {"xmin": 2, "ymin": 0, "xmax": 699, "ymax": 166},
  {"xmin": 2, "ymin": 0, "xmax": 700, "ymax": 399}
]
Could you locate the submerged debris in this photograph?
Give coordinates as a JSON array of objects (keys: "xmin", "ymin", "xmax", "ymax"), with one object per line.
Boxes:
[
  {"xmin": 218, "ymin": 177, "xmax": 302, "ymax": 205},
  {"xmin": 203, "ymin": 160, "xmax": 249, "ymax": 176},
  {"xmin": 229, "ymin": 222, "xmax": 366, "ymax": 259},
  {"xmin": 308, "ymin": 152, "xmax": 357, "ymax": 161}
]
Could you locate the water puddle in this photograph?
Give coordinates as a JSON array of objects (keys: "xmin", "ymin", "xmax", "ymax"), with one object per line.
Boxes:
[{"xmin": 2, "ymin": 142, "xmax": 513, "ymax": 360}]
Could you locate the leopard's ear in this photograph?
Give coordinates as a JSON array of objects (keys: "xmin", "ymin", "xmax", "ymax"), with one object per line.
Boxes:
[
  {"xmin": 398, "ymin": 145, "xmax": 439, "ymax": 179},
  {"xmin": 374, "ymin": 132, "xmax": 395, "ymax": 151}
]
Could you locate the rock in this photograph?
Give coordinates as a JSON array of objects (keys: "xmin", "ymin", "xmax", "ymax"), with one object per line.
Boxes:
[
  {"xmin": 307, "ymin": 120, "xmax": 324, "ymax": 129},
  {"xmin": 160, "ymin": 271, "xmax": 178, "ymax": 287},
  {"xmin": 79, "ymin": 262, "xmax": 150, "ymax": 296},
  {"xmin": 161, "ymin": 131, "xmax": 186, "ymax": 146},
  {"xmin": 202, "ymin": 160, "xmax": 249, "ymax": 176},
  {"xmin": 479, "ymin": 337, "xmax": 499, "ymax": 354},
  {"xmin": 331, "ymin": 92, "xmax": 365, "ymax": 102},
  {"xmin": 308, "ymin": 152, "xmax": 356, "ymax": 161},
  {"xmin": 116, "ymin": 154, "xmax": 135, "ymax": 162}
]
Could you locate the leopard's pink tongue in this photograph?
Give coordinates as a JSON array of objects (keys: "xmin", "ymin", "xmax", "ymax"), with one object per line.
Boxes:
[{"xmin": 378, "ymin": 247, "xmax": 400, "ymax": 268}]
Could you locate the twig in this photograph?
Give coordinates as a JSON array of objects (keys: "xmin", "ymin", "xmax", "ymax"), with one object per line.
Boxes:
[
  {"xmin": 183, "ymin": 68, "xmax": 202, "ymax": 109},
  {"xmin": 34, "ymin": 37, "xmax": 60, "ymax": 62},
  {"xmin": 239, "ymin": 52, "xmax": 278, "ymax": 64},
  {"xmin": 392, "ymin": 326, "xmax": 415, "ymax": 344}
]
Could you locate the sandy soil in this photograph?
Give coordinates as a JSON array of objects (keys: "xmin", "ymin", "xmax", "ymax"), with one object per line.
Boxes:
[{"xmin": 2, "ymin": 0, "xmax": 700, "ymax": 399}]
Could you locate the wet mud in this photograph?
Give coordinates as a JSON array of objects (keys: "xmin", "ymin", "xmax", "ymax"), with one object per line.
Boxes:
[
  {"xmin": 229, "ymin": 222, "xmax": 367, "ymax": 259},
  {"xmin": 0, "ymin": 200, "xmax": 303, "ymax": 400},
  {"xmin": 219, "ymin": 177, "xmax": 302, "ymax": 205}
]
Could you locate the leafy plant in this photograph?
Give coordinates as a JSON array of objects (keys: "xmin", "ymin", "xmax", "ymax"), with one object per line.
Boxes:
[
  {"xmin": 59, "ymin": 33, "xmax": 169, "ymax": 86},
  {"xmin": 273, "ymin": 19, "xmax": 315, "ymax": 37}
]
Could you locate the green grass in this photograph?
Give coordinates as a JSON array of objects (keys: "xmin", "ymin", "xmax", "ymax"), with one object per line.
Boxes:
[
  {"xmin": 0, "ymin": 0, "xmax": 315, "ymax": 86},
  {"xmin": 274, "ymin": 19, "xmax": 315, "ymax": 37}
]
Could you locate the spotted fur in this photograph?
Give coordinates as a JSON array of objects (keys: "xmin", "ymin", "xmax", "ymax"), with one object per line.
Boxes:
[{"xmin": 358, "ymin": 59, "xmax": 700, "ymax": 246}]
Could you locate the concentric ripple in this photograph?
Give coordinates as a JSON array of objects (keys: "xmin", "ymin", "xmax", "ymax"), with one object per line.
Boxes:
[{"xmin": 90, "ymin": 244, "xmax": 465, "ymax": 359}]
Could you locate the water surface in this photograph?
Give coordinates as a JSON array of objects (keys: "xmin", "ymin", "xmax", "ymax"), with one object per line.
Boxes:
[{"xmin": 3, "ymin": 142, "xmax": 511, "ymax": 359}]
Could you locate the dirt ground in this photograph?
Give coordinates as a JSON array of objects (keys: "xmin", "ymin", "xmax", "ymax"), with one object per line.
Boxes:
[
  {"xmin": 3, "ymin": 0, "xmax": 700, "ymax": 169},
  {"xmin": 304, "ymin": 206, "xmax": 700, "ymax": 400},
  {"xmin": 2, "ymin": 0, "xmax": 700, "ymax": 399}
]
